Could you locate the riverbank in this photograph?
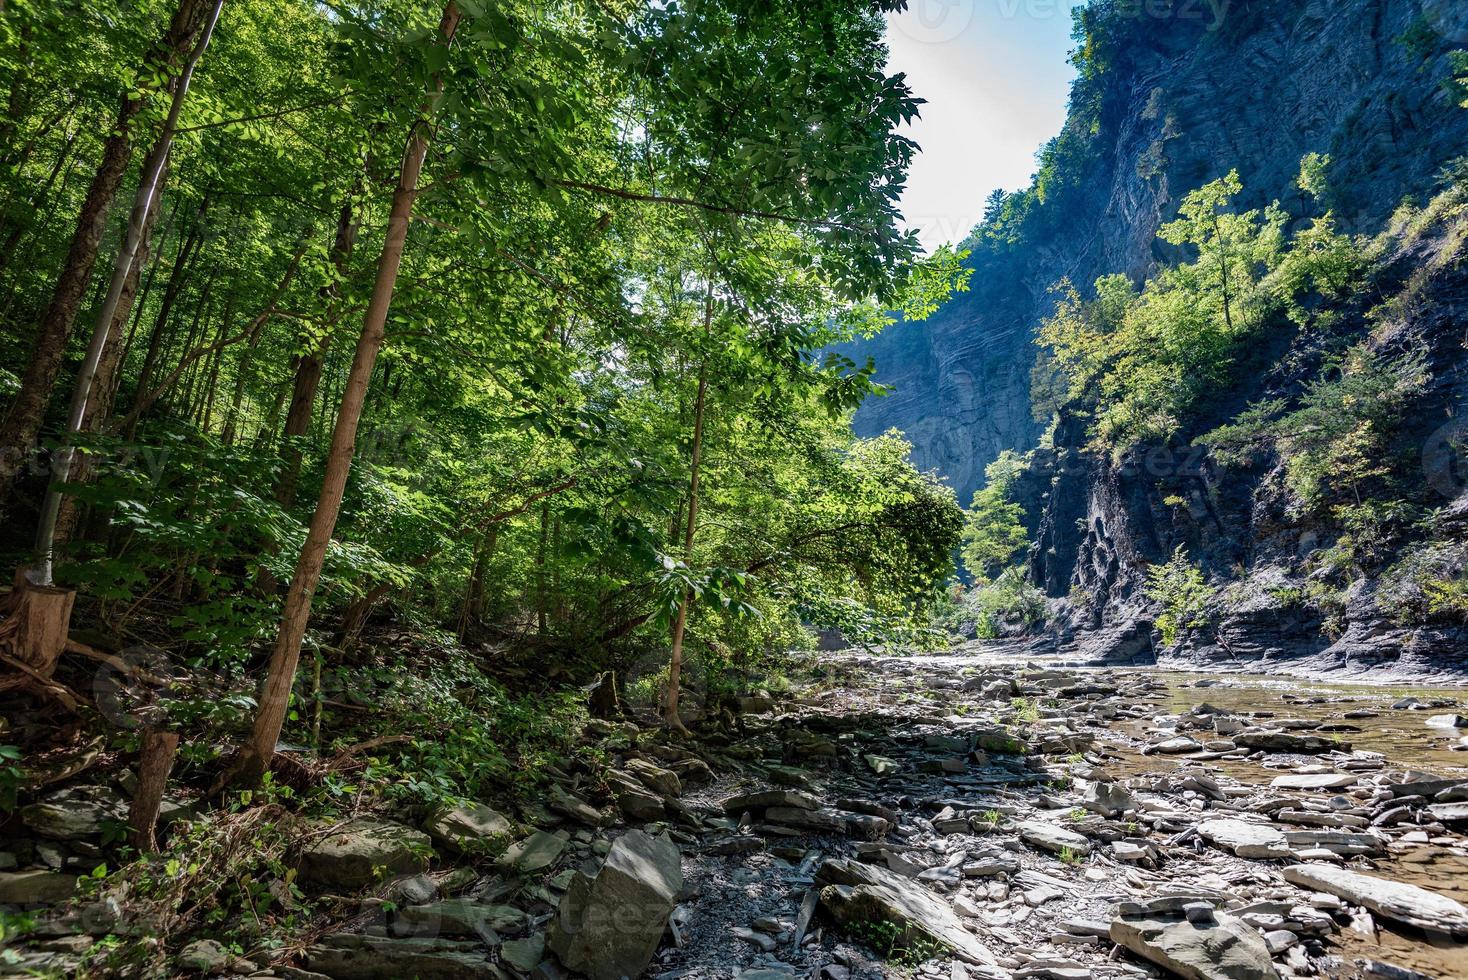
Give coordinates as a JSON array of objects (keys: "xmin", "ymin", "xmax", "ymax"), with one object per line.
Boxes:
[{"xmin": 6, "ymin": 646, "xmax": 1468, "ymax": 979}]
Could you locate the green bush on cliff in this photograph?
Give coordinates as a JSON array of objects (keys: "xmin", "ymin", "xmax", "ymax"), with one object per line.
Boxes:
[{"xmin": 1145, "ymin": 547, "xmax": 1214, "ymax": 646}]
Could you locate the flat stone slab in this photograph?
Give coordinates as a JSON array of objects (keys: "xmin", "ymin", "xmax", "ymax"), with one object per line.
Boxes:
[
  {"xmin": 1111, "ymin": 911, "xmax": 1275, "ymax": 980},
  {"xmin": 1234, "ymin": 731, "xmax": 1345, "ymax": 754},
  {"xmin": 1283, "ymin": 864, "xmax": 1468, "ymax": 935},
  {"xmin": 1269, "ymin": 772, "xmax": 1357, "ymax": 790},
  {"xmin": 1018, "ymin": 821, "xmax": 1092, "ymax": 857},
  {"xmin": 723, "ymin": 789, "xmax": 820, "ymax": 813},
  {"xmin": 306, "ymin": 934, "xmax": 495, "ymax": 979},
  {"xmin": 499, "ymin": 831, "xmax": 567, "ymax": 873},
  {"xmin": 1197, "ymin": 819, "xmax": 1290, "ymax": 859}
]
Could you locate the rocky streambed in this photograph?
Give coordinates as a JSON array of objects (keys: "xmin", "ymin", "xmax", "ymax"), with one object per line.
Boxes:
[{"xmin": 5, "ymin": 649, "xmax": 1468, "ymax": 980}]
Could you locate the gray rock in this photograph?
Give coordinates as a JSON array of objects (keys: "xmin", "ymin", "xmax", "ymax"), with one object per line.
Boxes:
[
  {"xmin": 1424, "ymin": 714, "xmax": 1468, "ymax": 729},
  {"xmin": 1234, "ymin": 731, "xmax": 1345, "ymax": 754},
  {"xmin": 614, "ymin": 781, "xmax": 667, "ymax": 823},
  {"xmin": 723, "ymin": 789, "xmax": 820, "ymax": 813},
  {"xmin": 625, "ymin": 758, "xmax": 682, "ymax": 797},
  {"xmin": 1082, "ymin": 781, "xmax": 1134, "ymax": 818},
  {"xmin": 306, "ymin": 934, "xmax": 495, "ymax": 979},
  {"xmin": 1017, "ymin": 821, "xmax": 1092, "ymax": 857},
  {"xmin": 547, "ymin": 830, "xmax": 681, "ymax": 980},
  {"xmin": 1269, "ymin": 772, "xmax": 1357, "ymax": 790},
  {"xmin": 424, "ymin": 803, "xmax": 513, "ymax": 851},
  {"xmin": 178, "ymin": 938, "xmax": 246, "ymax": 973},
  {"xmin": 299, "ymin": 820, "xmax": 434, "ymax": 892},
  {"xmin": 815, "ymin": 858, "xmax": 999, "ymax": 966},
  {"xmin": 502, "ymin": 934, "xmax": 546, "ymax": 972},
  {"xmin": 1282, "ymin": 865, "xmax": 1468, "ymax": 935},
  {"xmin": 396, "ymin": 900, "xmax": 524, "ymax": 938},
  {"xmin": 0, "ymin": 870, "xmax": 78, "ymax": 904},
  {"xmin": 1110, "ymin": 910, "xmax": 1275, "ymax": 980},
  {"xmin": 20, "ymin": 786, "xmax": 127, "ymax": 840},
  {"xmin": 500, "ymin": 831, "xmax": 567, "ymax": 874}
]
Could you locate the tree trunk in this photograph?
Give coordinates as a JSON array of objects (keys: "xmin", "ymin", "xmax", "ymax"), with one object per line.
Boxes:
[
  {"xmin": 665, "ymin": 301, "xmax": 712, "ymax": 734},
  {"xmin": 31, "ymin": 0, "xmax": 223, "ymax": 588},
  {"xmin": 227, "ymin": 2, "xmax": 461, "ymax": 790},
  {"xmin": 277, "ymin": 197, "xmax": 357, "ymax": 507},
  {"xmin": 54, "ymin": 166, "xmax": 168, "ymax": 547},
  {"xmin": 127, "ymin": 727, "xmax": 179, "ymax": 851},
  {"xmin": 0, "ymin": 0, "xmax": 215, "ymax": 501},
  {"xmin": 126, "ymin": 195, "xmax": 211, "ymax": 439}
]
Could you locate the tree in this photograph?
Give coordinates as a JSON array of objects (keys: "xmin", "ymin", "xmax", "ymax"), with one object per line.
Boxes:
[{"xmin": 961, "ymin": 450, "xmax": 1031, "ymax": 582}]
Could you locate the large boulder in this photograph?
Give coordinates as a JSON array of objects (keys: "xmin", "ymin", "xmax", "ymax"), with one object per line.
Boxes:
[
  {"xmin": 548, "ymin": 830, "xmax": 682, "ymax": 980},
  {"xmin": 299, "ymin": 819, "xmax": 433, "ymax": 891},
  {"xmin": 815, "ymin": 858, "xmax": 999, "ymax": 968},
  {"xmin": 1283, "ymin": 864, "xmax": 1468, "ymax": 935},
  {"xmin": 424, "ymin": 802, "xmax": 512, "ymax": 852},
  {"xmin": 1110, "ymin": 908, "xmax": 1275, "ymax": 980}
]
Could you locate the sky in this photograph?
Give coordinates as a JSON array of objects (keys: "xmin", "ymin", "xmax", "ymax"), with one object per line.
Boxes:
[{"xmin": 885, "ymin": 0, "xmax": 1082, "ymax": 252}]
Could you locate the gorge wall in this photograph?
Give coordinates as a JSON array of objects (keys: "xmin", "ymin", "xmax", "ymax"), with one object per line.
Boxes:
[{"xmin": 848, "ymin": 0, "xmax": 1468, "ymax": 674}]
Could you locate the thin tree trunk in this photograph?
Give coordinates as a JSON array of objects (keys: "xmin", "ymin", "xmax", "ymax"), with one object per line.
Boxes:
[
  {"xmin": 54, "ymin": 166, "xmax": 168, "ymax": 547},
  {"xmin": 277, "ymin": 196, "xmax": 357, "ymax": 506},
  {"xmin": 227, "ymin": 2, "xmax": 461, "ymax": 790},
  {"xmin": 31, "ymin": 0, "xmax": 223, "ymax": 588},
  {"xmin": 126, "ymin": 195, "xmax": 211, "ymax": 438},
  {"xmin": 665, "ymin": 293, "xmax": 714, "ymax": 734},
  {"xmin": 0, "ymin": 0, "xmax": 214, "ymax": 500}
]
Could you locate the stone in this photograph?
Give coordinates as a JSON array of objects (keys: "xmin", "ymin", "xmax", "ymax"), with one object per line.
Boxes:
[
  {"xmin": 1017, "ymin": 821, "xmax": 1092, "ymax": 857},
  {"xmin": 1233, "ymin": 731, "xmax": 1345, "ymax": 754},
  {"xmin": 1281, "ymin": 830, "xmax": 1383, "ymax": 856},
  {"xmin": 396, "ymin": 900, "xmax": 524, "ymax": 938},
  {"xmin": 0, "ymin": 870, "xmax": 78, "ymax": 904},
  {"xmin": 300, "ymin": 819, "xmax": 433, "ymax": 891},
  {"xmin": 1269, "ymin": 773, "xmax": 1356, "ymax": 790},
  {"xmin": 815, "ymin": 858, "xmax": 998, "ymax": 967},
  {"xmin": 1110, "ymin": 910, "xmax": 1275, "ymax": 980},
  {"xmin": 502, "ymin": 934, "xmax": 546, "ymax": 972},
  {"xmin": 1082, "ymin": 781, "xmax": 1133, "ymax": 818},
  {"xmin": 1282, "ymin": 865, "xmax": 1468, "ymax": 935},
  {"xmin": 388, "ymin": 874, "xmax": 439, "ymax": 906},
  {"xmin": 614, "ymin": 781, "xmax": 667, "ymax": 822},
  {"xmin": 766, "ymin": 806, "xmax": 846, "ymax": 832},
  {"xmin": 306, "ymin": 934, "xmax": 495, "ymax": 979},
  {"xmin": 20, "ymin": 786, "xmax": 127, "ymax": 840},
  {"xmin": 723, "ymin": 789, "xmax": 820, "ymax": 813},
  {"xmin": 733, "ymin": 926, "xmax": 777, "ymax": 951},
  {"xmin": 1427, "ymin": 802, "xmax": 1468, "ymax": 823},
  {"xmin": 424, "ymin": 803, "xmax": 513, "ymax": 851},
  {"xmin": 1196, "ymin": 819, "xmax": 1290, "ymax": 859},
  {"xmin": 500, "ymin": 831, "xmax": 567, "ymax": 874},
  {"xmin": 547, "ymin": 830, "xmax": 681, "ymax": 980},
  {"xmin": 546, "ymin": 784, "xmax": 604, "ymax": 827},
  {"xmin": 178, "ymin": 938, "xmax": 251, "ymax": 973},
  {"xmin": 1147, "ymin": 736, "xmax": 1202, "ymax": 755},
  {"xmin": 1424, "ymin": 714, "xmax": 1468, "ymax": 729},
  {"xmin": 625, "ymin": 758, "xmax": 682, "ymax": 797}
]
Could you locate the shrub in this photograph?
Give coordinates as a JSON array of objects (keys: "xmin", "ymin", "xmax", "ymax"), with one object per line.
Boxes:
[{"xmin": 1145, "ymin": 547, "xmax": 1214, "ymax": 645}]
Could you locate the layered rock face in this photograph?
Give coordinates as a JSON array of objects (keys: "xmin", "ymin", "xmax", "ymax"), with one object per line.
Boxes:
[
  {"xmin": 847, "ymin": 0, "xmax": 1468, "ymax": 673},
  {"xmin": 850, "ymin": 0, "xmax": 1468, "ymax": 505}
]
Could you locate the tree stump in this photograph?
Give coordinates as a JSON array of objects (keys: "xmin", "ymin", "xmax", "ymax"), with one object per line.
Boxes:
[
  {"xmin": 0, "ymin": 567, "xmax": 77, "ymax": 683},
  {"xmin": 129, "ymin": 727, "xmax": 180, "ymax": 851}
]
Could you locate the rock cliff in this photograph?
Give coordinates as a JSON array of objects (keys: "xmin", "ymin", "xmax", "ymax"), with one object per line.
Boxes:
[{"xmin": 849, "ymin": 0, "xmax": 1468, "ymax": 674}]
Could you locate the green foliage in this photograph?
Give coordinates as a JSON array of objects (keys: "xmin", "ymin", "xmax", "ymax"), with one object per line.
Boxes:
[
  {"xmin": 1450, "ymin": 51, "xmax": 1468, "ymax": 108},
  {"xmin": 1036, "ymin": 169, "xmax": 1371, "ymax": 452},
  {"xmin": 1201, "ymin": 346, "xmax": 1428, "ymax": 511},
  {"xmin": 961, "ymin": 450, "xmax": 1032, "ymax": 581},
  {"xmin": 1297, "ymin": 152, "xmax": 1332, "ymax": 200},
  {"xmin": 844, "ymin": 917, "xmax": 943, "ymax": 969},
  {"xmin": 1145, "ymin": 547, "xmax": 1214, "ymax": 646}
]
